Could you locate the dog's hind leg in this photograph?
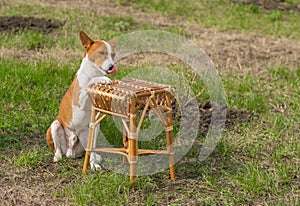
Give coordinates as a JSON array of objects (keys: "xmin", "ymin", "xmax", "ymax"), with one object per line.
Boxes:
[
  {"xmin": 46, "ymin": 127, "xmax": 55, "ymax": 153},
  {"xmin": 50, "ymin": 120, "xmax": 65, "ymax": 162}
]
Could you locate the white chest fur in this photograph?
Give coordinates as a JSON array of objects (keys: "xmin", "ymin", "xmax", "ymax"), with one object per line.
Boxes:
[{"xmin": 71, "ymin": 56, "xmax": 111, "ymax": 129}]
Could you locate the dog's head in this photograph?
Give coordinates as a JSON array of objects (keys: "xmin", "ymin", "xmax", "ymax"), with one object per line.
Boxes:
[{"xmin": 79, "ymin": 31, "xmax": 117, "ymax": 75}]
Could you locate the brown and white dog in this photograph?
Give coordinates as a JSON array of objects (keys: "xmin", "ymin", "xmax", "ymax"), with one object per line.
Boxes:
[{"xmin": 46, "ymin": 31, "xmax": 117, "ymax": 170}]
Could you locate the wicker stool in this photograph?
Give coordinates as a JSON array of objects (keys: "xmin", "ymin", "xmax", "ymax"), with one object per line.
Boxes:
[{"xmin": 82, "ymin": 78, "xmax": 176, "ymax": 185}]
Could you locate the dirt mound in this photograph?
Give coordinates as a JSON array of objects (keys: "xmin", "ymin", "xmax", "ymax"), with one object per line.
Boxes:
[
  {"xmin": 232, "ymin": 0, "xmax": 300, "ymax": 12},
  {"xmin": 0, "ymin": 16, "xmax": 62, "ymax": 33},
  {"xmin": 199, "ymin": 101, "xmax": 254, "ymax": 135}
]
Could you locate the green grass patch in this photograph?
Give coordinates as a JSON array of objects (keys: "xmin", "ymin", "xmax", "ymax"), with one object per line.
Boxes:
[
  {"xmin": 223, "ymin": 73, "xmax": 268, "ymax": 113},
  {"xmin": 14, "ymin": 148, "xmax": 48, "ymax": 168},
  {"xmin": 119, "ymin": 0, "xmax": 300, "ymax": 40},
  {"xmin": 0, "ymin": 58, "xmax": 76, "ymax": 145},
  {"xmin": 224, "ymin": 66, "xmax": 300, "ymax": 115},
  {"xmin": 0, "ymin": 29, "xmax": 52, "ymax": 49},
  {"xmin": 63, "ymin": 172, "xmax": 156, "ymax": 205}
]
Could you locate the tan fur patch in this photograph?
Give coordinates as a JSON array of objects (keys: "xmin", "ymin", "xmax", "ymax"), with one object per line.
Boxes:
[
  {"xmin": 87, "ymin": 41, "xmax": 108, "ymax": 67},
  {"xmin": 46, "ymin": 127, "xmax": 55, "ymax": 153},
  {"xmin": 56, "ymin": 76, "xmax": 79, "ymax": 128},
  {"xmin": 72, "ymin": 77, "xmax": 81, "ymax": 107}
]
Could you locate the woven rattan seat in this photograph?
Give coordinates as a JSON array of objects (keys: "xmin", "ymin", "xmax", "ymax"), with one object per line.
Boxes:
[{"xmin": 82, "ymin": 78, "xmax": 176, "ymax": 185}]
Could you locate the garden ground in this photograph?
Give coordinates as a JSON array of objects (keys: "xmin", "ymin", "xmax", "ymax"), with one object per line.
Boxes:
[{"xmin": 0, "ymin": 0, "xmax": 299, "ymax": 205}]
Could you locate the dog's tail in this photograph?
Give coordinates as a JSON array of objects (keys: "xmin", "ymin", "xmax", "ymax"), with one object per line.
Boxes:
[{"xmin": 46, "ymin": 127, "xmax": 55, "ymax": 153}]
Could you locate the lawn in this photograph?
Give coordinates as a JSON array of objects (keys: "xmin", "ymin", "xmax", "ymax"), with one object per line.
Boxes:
[{"xmin": 0, "ymin": 0, "xmax": 299, "ymax": 205}]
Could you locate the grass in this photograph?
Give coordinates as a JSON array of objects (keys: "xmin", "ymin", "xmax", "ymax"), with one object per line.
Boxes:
[
  {"xmin": 0, "ymin": 58, "xmax": 75, "ymax": 137},
  {"xmin": 0, "ymin": 0, "xmax": 300, "ymax": 205},
  {"xmin": 14, "ymin": 148, "xmax": 48, "ymax": 168},
  {"xmin": 64, "ymin": 172, "xmax": 131, "ymax": 205},
  {"xmin": 219, "ymin": 67, "xmax": 299, "ymax": 204},
  {"xmin": 224, "ymin": 73, "xmax": 269, "ymax": 113},
  {"xmin": 63, "ymin": 173, "xmax": 157, "ymax": 205},
  {"xmin": 119, "ymin": 0, "xmax": 300, "ymax": 40}
]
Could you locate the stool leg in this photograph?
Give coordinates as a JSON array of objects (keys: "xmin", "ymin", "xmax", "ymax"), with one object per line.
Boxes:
[
  {"xmin": 129, "ymin": 146, "xmax": 136, "ymax": 184},
  {"xmin": 166, "ymin": 129, "xmax": 175, "ymax": 180},
  {"xmin": 82, "ymin": 107, "xmax": 96, "ymax": 174},
  {"xmin": 122, "ymin": 126, "xmax": 128, "ymax": 164},
  {"xmin": 128, "ymin": 103, "xmax": 137, "ymax": 186},
  {"xmin": 166, "ymin": 94, "xmax": 176, "ymax": 180},
  {"xmin": 128, "ymin": 138, "xmax": 137, "ymax": 186}
]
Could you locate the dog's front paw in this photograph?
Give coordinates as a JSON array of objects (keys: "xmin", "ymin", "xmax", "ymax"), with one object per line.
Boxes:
[
  {"xmin": 90, "ymin": 153, "xmax": 103, "ymax": 170},
  {"xmin": 91, "ymin": 162, "xmax": 102, "ymax": 171},
  {"xmin": 98, "ymin": 76, "xmax": 112, "ymax": 84},
  {"xmin": 88, "ymin": 76, "xmax": 112, "ymax": 87},
  {"xmin": 53, "ymin": 151, "xmax": 62, "ymax": 162}
]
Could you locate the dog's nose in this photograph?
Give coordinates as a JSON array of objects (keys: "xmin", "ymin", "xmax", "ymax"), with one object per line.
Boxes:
[{"xmin": 108, "ymin": 65, "xmax": 114, "ymax": 71}]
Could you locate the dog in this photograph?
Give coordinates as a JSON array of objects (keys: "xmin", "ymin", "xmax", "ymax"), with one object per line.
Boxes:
[{"xmin": 46, "ymin": 31, "xmax": 117, "ymax": 170}]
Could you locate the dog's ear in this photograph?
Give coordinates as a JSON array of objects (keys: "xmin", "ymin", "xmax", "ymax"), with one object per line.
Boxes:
[
  {"xmin": 80, "ymin": 31, "xmax": 94, "ymax": 50},
  {"xmin": 109, "ymin": 39, "xmax": 118, "ymax": 48}
]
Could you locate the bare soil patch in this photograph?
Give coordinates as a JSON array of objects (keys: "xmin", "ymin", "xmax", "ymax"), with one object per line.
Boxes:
[
  {"xmin": 0, "ymin": 16, "xmax": 62, "ymax": 33},
  {"xmin": 0, "ymin": 142, "xmax": 78, "ymax": 205}
]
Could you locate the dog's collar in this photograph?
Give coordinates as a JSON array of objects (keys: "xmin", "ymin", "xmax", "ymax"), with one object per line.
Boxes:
[{"xmin": 97, "ymin": 66, "xmax": 107, "ymax": 73}]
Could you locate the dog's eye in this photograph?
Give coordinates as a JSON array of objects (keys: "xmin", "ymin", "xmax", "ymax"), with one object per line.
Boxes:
[
  {"xmin": 111, "ymin": 53, "xmax": 116, "ymax": 59},
  {"xmin": 99, "ymin": 51, "xmax": 105, "ymax": 55}
]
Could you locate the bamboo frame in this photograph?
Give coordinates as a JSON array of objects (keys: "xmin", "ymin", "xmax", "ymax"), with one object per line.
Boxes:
[
  {"xmin": 82, "ymin": 106, "xmax": 96, "ymax": 174},
  {"xmin": 82, "ymin": 78, "xmax": 176, "ymax": 185}
]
